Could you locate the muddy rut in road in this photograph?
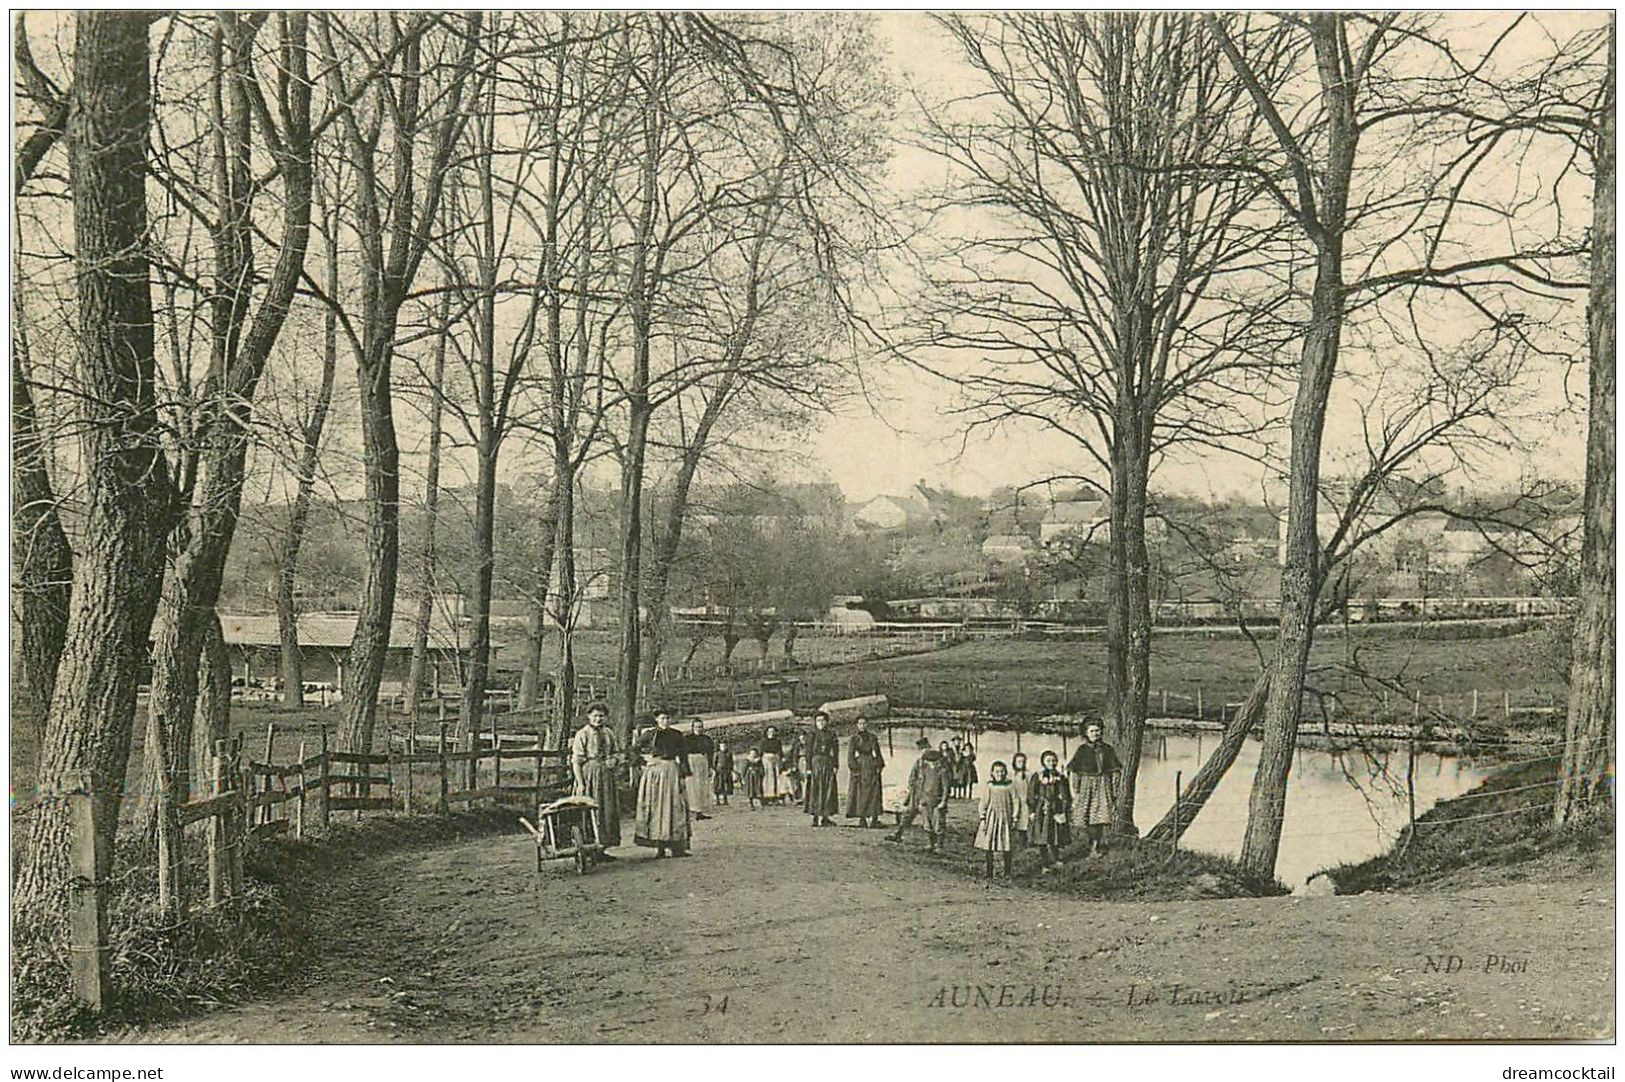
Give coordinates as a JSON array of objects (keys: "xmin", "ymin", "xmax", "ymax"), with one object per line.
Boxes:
[{"xmin": 131, "ymin": 798, "xmax": 1612, "ymax": 1043}]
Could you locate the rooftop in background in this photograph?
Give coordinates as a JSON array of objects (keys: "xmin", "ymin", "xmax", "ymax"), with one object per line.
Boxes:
[{"xmin": 219, "ymin": 607, "xmax": 502, "ymax": 653}]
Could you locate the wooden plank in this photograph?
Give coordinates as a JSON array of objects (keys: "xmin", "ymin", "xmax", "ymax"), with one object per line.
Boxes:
[
  {"xmin": 179, "ymin": 791, "xmax": 240, "ymax": 826},
  {"xmin": 325, "ymin": 772, "xmax": 392, "ymax": 787},
  {"xmin": 246, "ymin": 760, "xmax": 301, "ymax": 778},
  {"xmin": 328, "ymin": 796, "xmax": 398, "ymax": 812},
  {"xmin": 328, "ymin": 751, "xmax": 392, "ymax": 766}
]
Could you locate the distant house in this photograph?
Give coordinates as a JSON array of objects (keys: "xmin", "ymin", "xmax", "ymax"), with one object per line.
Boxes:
[
  {"xmin": 1039, "ymin": 498, "xmax": 1107, "ymax": 546},
  {"xmin": 981, "ymin": 533, "xmax": 1037, "ymax": 565},
  {"xmin": 218, "ymin": 604, "xmax": 504, "ymax": 698},
  {"xmin": 852, "ymin": 484, "xmax": 936, "ymax": 531}
]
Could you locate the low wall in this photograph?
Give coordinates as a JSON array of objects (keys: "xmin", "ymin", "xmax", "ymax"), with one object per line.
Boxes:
[
  {"xmin": 816, "ymin": 694, "xmax": 889, "ymax": 725},
  {"xmin": 695, "ymin": 708, "xmax": 795, "ymax": 734}
]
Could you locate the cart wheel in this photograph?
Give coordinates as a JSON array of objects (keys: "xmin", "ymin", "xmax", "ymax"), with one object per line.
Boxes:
[{"xmin": 572, "ymin": 825, "xmax": 588, "ymax": 875}]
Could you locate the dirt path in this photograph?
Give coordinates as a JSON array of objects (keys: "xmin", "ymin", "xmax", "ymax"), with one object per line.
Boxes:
[{"xmin": 129, "ymin": 799, "xmax": 1612, "ymax": 1043}]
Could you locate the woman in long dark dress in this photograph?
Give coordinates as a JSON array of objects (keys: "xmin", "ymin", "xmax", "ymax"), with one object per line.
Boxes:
[
  {"xmin": 1027, "ymin": 749, "xmax": 1072, "ymax": 870},
  {"xmin": 845, "ymin": 716, "xmax": 886, "ymax": 827},
  {"xmin": 805, "ymin": 711, "xmax": 840, "ymax": 826}
]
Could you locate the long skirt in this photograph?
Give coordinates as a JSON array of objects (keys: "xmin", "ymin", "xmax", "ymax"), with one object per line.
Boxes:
[
  {"xmin": 1074, "ymin": 773, "xmax": 1116, "ymax": 827},
  {"xmin": 1029, "ymin": 804, "xmax": 1072, "ymax": 849},
  {"xmin": 634, "ymin": 759, "xmax": 690, "ymax": 849},
  {"xmin": 805, "ymin": 762, "xmax": 839, "ymax": 817},
  {"xmin": 573, "ymin": 760, "xmax": 621, "ymax": 847},
  {"xmin": 685, "ymin": 752, "xmax": 713, "ymax": 814},
  {"xmin": 846, "ymin": 763, "xmax": 883, "ymax": 818},
  {"xmin": 762, "ymin": 752, "xmax": 783, "ymax": 798}
]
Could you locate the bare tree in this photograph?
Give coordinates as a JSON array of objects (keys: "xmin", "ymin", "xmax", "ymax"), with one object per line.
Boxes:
[
  {"xmin": 274, "ymin": 198, "xmax": 340, "ymax": 708},
  {"xmin": 1180, "ymin": 13, "xmax": 1589, "ymax": 876},
  {"xmin": 1557, "ymin": 23, "xmax": 1614, "ymax": 822},
  {"xmin": 16, "ymin": 11, "xmax": 181, "ymax": 914},
  {"xmin": 911, "ymin": 12, "xmax": 1292, "ymax": 831},
  {"xmin": 11, "ymin": 17, "xmax": 76, "ymax": 716},
  {"xmin": 402, "ymin": 294, "xmax": 450, "ymax": 715},
  {"xmin": 139, "ymin": 13, "xmax": 315, "ymax": 912},
  {"xmin": 314, "ymin": 12, "xmax": 481, "ymax": 753}
]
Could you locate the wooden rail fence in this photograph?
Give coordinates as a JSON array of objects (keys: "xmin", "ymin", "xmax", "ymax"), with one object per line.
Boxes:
[{"xmin": 61, "ymin": 720, "xmax": 570, "ymax": 1011}]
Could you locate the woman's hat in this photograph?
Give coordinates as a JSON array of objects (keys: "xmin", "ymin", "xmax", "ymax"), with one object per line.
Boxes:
[{"xmin": 915, "ymin": 737, "xmax": 931, "ymax": 749}]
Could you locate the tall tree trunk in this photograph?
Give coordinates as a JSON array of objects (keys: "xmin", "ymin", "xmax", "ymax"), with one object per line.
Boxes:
[
  {"xmin": 329, "ymin": 14, "xmax": 480, "ymax": 755},
  {"xmin": 1556, "ymin": 36, "xmax": 1616, "ymax": 823},
  {"xmin": 1233, "ymin": 15, "xmax": 1355, "ymax": 882},
  {"xmin": 192, "ymin": 611, "xmax": 232, "ymax": 787},
  {"xmin": 553, "ymin": 481, "xmax": 579, "ymax": 747},
  {"xmin": 459, "ymin": 84, "xmax": 502, "ymax": 748},
  {"xmin": 460, "ymin": 441, "xmax": 497, "ymax": 747},
  {"xmin": 1111, "ymin": 433, "xmax": 1153, "ymax": 833},
  {"xmin": 404, "ymin": 303, "xmax": 448, "ymax": 715},
  {"xmin": 637, "ymin": 376, "xmax": 736, "ymax": 701},
  {"xmin": 278, "ymin": 200, "xmax": 340, "ymax": 708},
  {"xmin": 12, "ymin": 322, "xmax": 74, "ymax": 716},
  {"xmin": 16, "ymin": 11, "xmax": 177, "ymax": 915},
  {"xmin": 343, "ymin": 328, "xmax": 402, "ymax": 754},
  {"xmin": 141, "ymin": 13, "xmax": 312, "ymax": 913},
  {"xmin": 615, "ymin": 401, "xmax": 652, "ymax": 747},
  {"xmin": 614, "ymin": 87, "xmax": 661, "ymax": 749},
  {"xmin": 1240, "ymin": 245, "xmax": 1344, "ymax": 880},
  {"xmin": 517, "ymin": 481, "xmax": 562, "ymax": 712}
]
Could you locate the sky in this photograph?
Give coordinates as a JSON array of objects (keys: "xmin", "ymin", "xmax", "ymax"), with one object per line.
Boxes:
[{"xmin": 796, "ymin": 11, "xmax": 1598, "ymax": 506}]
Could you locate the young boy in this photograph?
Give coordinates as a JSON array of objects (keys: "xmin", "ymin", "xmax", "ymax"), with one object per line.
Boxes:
[
  {"xmin": 713, "ymin": 741, "xmax": 736, "ymax": 806},
  {"xmin": 886, "ymin": 738, "xmax": 950, "ymax": 852}
]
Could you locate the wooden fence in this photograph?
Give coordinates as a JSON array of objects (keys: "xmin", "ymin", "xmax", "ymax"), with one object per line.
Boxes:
[{"xmin": 61, "ymin": 721, "xmax": 571, "ymax": 1010}]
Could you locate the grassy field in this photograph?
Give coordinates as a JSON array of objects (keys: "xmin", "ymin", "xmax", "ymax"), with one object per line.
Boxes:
[{"xmin": 702, "ymin": 625, "xmax": 1572, "ymax": 723}]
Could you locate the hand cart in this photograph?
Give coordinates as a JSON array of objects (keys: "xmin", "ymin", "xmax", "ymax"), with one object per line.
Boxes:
[{"xmin": 519, "ymin": 794, "xmax": 605, "ymax": 875}]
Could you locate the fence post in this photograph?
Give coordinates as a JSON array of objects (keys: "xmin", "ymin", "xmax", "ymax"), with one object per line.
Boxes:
[
  {"xmin": 1171, "ymin": 770, "xmax": 1182, "ymax": 857},
  {"xmin": 317, "ymin": 724, "xmax": 331, "ymax": 834},
  {"xmin": 1471, "ymin": 688, "xmax": 1480, "ymax": 717},
  {"xmin": 208, "ymin": 740, "xmax": 228, "ymax": 905},
  {"xmin": 233, "ymin": 757, "xmax": 250, "ymax": 896},
  {"xmin": 492, "ymin": 709, "xmax": 502, "ymax": 801},
  {"xmin": 1161, "ymin": 689, "xmax": 1168, "ymax": 716},
  {"xmin": 385, "ymin": 714, "xmax": 397, "ymax": 813},
  {"xmin": 295, "ymin": 737, "xmax": 307, "ymax": 840},
  {"xmin": 65, "ymin": 769, "xmax": 111, "ymax": 1011},
  {"xmin": 438, "ymin": 722, "xmax": 450, "ymax": 815},
  {"xmin": 1196, "ymin": 686, "xmax": 1204, "ymax": 720},
  {"xmin": 1503, "ymin": 690, "xmax": 1511, "ymax": 720}
]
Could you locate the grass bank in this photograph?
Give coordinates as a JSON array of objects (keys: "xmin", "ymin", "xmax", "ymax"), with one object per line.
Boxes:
[
  {"xmin": 1325, "ymin": 755, "xmax": 1612, "ymax": 894},
  {"xmin": 11, "ymin": 809, "xmax": 520, "ymax": 1042}
]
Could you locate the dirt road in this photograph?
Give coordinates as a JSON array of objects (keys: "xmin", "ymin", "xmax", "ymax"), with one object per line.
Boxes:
[{"xmin": 131, "ymin": 799, "xmax": 1612, "ymax": 1043}]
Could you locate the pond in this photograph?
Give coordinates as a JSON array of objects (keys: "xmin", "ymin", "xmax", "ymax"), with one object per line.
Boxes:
[{"xmin": 843, "ymin": 723, "xmax": 1496, "ymax": 888}]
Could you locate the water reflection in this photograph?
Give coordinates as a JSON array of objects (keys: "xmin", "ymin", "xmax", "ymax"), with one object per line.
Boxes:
[{"xmin": 842, "ymin": 723, "xmax": 1492, "ymax": 887}]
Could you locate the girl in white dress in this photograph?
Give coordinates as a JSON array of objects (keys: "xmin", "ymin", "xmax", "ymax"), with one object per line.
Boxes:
[{"xmin": 974, "ymin": 761, "xmax": 1019, "ymax": 879}]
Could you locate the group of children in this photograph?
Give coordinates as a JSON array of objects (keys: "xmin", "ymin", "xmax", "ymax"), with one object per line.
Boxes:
[
  {"xmin": 890, "ymin": 720, "xmax": 1125, "ymax": 880},
  {"xmin": 696, "ymin": 717, "xmax": 1127, "ymax": 883},
  {"xmin": 705, "ymin": 726, "xmax": 808, "ymax": 808}
]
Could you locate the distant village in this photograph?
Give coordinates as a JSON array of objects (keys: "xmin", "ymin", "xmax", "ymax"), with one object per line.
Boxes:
[{"xmin": 205, "ymin": 473, "xmax": 1583, "ymax": 695}]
